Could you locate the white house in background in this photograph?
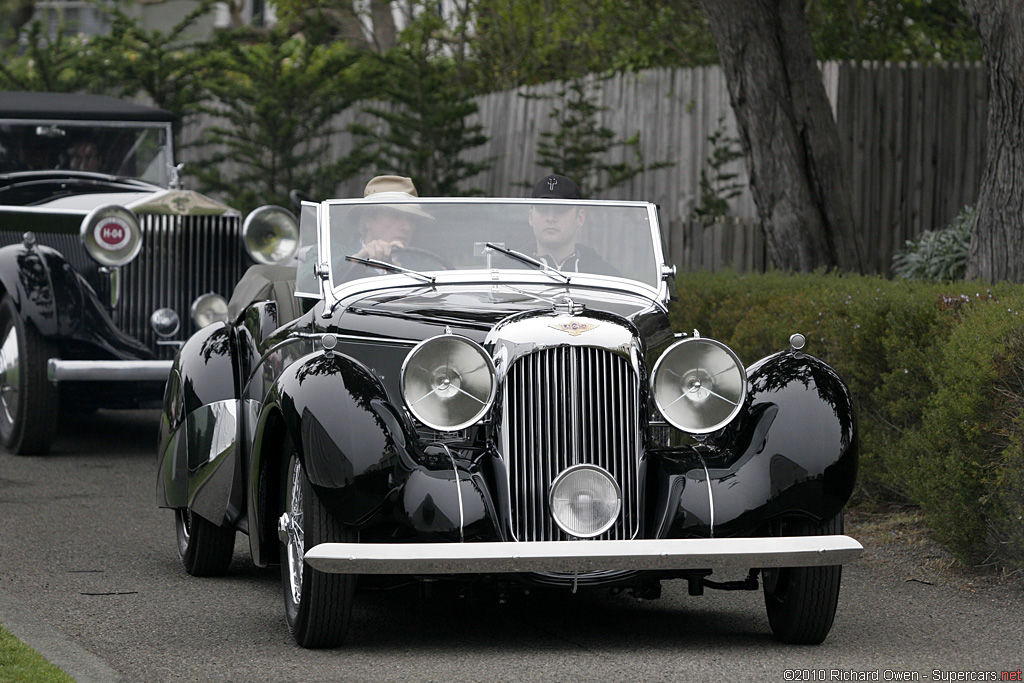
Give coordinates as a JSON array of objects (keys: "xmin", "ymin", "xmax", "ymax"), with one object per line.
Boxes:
[{"xmin": 30, "ymin": 0, "xmax": 276, "ymax": 40}]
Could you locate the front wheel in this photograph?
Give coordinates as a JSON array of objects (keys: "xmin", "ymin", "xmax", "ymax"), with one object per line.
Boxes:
[
  {"xmin": 280, "ymin": 450, "xmax": 356, "ymax": 648},
  {"xmin": 175, "ymin": 508, "xmax": 236, "ymax": 577},
  {"xmin": 762, "ymin": 511, "xmax": 844, "ymax": 645},
  {"xmin": 0, "ymin": 295, "xmax": 59, "ymax": 455}
]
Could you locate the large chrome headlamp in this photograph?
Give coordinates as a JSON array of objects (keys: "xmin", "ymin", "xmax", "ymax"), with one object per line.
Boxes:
[
  {"xmin": 400, "ymin": 334, "xmax": 496, "ymax": 431},
  {"xmin": 80, "ymin": 205, "xmax": 143, "ymax": 267},
  {"xmin": 191, "ymin": 293, "xmax": 228, "ymax": 328},
  {"xmin": 651, "ymin": 337, "xmax": 747, "ymax": 434},
  {"xmin": 243, "ymin": 205, "xmax": 299, "ymax": 265}
]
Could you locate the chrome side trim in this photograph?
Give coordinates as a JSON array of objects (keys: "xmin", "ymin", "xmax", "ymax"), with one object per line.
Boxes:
[
  {"xmin": 47, "ymin": 358, "xmax": 173, "ymax": 382},
  {"xmin": 305, "ymin": 535, "xmax": 864, "ymax": 574}
]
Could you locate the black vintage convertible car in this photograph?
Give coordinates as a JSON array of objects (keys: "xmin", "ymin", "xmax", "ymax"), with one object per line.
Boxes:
[
  {"xmin": 157, "ymin": 193, "xmax": 862, "ymax": 647},
  {"xmin": 0, "ymin": 91, "xmax": 296, "ymax": 453}
]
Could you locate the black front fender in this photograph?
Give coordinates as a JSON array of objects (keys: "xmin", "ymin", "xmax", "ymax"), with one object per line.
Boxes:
[
  {"xmin": 0, "ymin": 242, "xmax": 151, "ymax": 358},
  {"xmin": 257, "ymin": 350, "xmax": 396, "ymax": 526},
  {"xmin": 660, "ymin": 351, "xmax": 857, "ymax": 538}
]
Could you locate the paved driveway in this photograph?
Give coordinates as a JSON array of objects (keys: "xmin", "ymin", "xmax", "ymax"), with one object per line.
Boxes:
[{"xmin": 1, "ymin": 410, "xmax": 1022, "ymax": 682}]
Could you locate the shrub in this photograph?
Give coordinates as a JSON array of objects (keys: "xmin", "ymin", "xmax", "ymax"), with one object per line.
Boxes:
[
  {"xmin": 894, "ymin": 295, "xmax": 1024, "ymax": 567},
  {"xmin": 672, "ymin": 270, "xmax": 1024, "ymax": 570},
  {"xmin": 891, "ymin": 205, "xmax": 975, "ymax": 280}
]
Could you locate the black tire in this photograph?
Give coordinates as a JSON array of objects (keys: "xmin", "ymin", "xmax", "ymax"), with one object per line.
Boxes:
[
  {"xmin": 280, "ymin": 449, "xmax": 356, "ymax": 648},
  {"xmin": 175, "ymin": 508, "xmax": 236, "ymax": 577},
  {"xmin": 0, "ymin": 295, "xmax": 60, "ymax": 455},
  {"xmin": 762, "ymin": 511, "xmax": 844, "ymax": 645}
]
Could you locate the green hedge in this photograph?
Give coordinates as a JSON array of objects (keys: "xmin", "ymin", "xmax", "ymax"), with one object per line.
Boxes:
[{"xmin": 671, "ymin": 270, "xmax": 1024, "ymax": 570}]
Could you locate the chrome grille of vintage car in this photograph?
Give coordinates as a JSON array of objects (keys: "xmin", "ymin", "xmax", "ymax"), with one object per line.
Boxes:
[
  {"xmin": 503, "ymin": 345, "xmax": 641, "ymax": 542},
  {"xmin": 117, "ymin": 214, "xmax": 248, "ymax": 358}
]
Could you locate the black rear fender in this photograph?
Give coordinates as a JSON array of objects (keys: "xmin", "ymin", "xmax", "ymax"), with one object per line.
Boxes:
[{"xmin": 156, "ymin": 322, "xmax": 241, "ymax": 518}]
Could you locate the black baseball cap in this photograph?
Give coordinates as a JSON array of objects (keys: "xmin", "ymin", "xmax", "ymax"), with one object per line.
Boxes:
[{"xmin": 531, "ymin": 174, "xmax": 583, "ymax": 199}]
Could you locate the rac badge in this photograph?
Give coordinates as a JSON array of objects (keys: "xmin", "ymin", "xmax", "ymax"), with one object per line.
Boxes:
[{"xmin": 550, "ymin": 320, "xmax": 598, "ymax": 336}]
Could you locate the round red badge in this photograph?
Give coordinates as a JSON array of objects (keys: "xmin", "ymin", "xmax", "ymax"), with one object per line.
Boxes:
[{"xmin": 94, "ymin": 217, "xmax": 131, "ymax": 251}]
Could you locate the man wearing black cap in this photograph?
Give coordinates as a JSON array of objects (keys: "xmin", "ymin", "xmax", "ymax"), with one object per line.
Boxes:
[{"xmin": 529, "ymin": 173, "xmax": 620, "ymax": 276}]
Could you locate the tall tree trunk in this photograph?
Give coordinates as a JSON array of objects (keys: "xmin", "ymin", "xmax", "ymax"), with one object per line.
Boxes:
[
  {"xmin": 699, "ymin": 0, "xmax": 864, "ymax": 273},
  {"xmin": 369, "ymin": 0, "xmax": 398, "ymax": 52},
  {"xmin": 963, "ymin": 0, "xmax": 1024, "ymax": 282}
]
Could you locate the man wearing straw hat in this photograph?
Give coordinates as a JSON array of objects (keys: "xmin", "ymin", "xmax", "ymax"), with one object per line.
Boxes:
[{"xmin": 347, "ymin": 175, "xmax": 432, "ymax": 267}]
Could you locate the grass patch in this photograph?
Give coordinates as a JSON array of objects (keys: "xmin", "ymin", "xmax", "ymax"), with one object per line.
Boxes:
[{"xmin": 0, "ymin": 624, "xmax": 74, "ymax": 683}]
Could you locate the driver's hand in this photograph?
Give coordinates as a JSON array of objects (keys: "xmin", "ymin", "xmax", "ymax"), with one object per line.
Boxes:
[{"xmin": 355, "ymin": 240, "xmax": 404, "ymax": 264}]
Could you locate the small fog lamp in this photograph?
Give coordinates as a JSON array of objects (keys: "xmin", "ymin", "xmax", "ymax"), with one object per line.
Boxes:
[
  {"xmin": 150, "ymin": 307, "xmax": 181, "ymax": 338},
  {"xmin": 549, "ymin": 465, "xmax": 621, "ymax": 538}
]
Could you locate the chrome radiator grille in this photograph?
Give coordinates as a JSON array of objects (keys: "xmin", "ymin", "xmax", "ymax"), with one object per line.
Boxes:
[
  {"xmin": 117, "ymin": 214, "xmax": 248, "ymax": 358},
  {"xmin": 503, "ymin": 346, "xmax": 641, "ymax": 542}
]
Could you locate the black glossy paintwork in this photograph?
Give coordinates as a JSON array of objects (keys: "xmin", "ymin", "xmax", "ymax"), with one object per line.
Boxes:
[
  {"xmin": 174, "ymin": 322, "xmax": 238, "ymax": 416},
  {"xmin": 156, "ymin": 322, "xmax": 239, "ymax": 512},
  {"xmin": 0, "ymin": 242, "xmax": 152, "ymax": 358},
  {"xmin": 650, "ymin": 350, "xmax": 857, "ymax": 539},
  {"xmin": 335, "ymin": 284, "xmax": 666, "ymax": 339},
  {"xmin": 161, "ymin": 275, "xmax": 858, "ymax": 577},
  {"xmin": 330, "ymin": 284, "xmax": 673, "ymax": 401}
]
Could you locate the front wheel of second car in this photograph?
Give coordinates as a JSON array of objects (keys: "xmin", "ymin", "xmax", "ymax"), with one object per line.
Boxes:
[
  {"xmin": 0, "ymin": 295, "xmax": 59, "ymax": 455},
  {"xmin": 280, "ymin": 446, "xmax": 356, "ymax": 648}
]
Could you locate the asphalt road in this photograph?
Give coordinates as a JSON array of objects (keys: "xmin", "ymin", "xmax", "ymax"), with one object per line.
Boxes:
[{"xmin": 1, "ymin": 409, "xmax": 1022, "ymax": 683}]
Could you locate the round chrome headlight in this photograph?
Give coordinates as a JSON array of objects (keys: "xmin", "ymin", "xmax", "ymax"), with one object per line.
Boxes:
[
  {"xmin": 79, "ymin": 205, "xmax": 143, "ymax": 267},
  {"xmin": 191, "ymin": 293, "xmax": 228, "ymax": 328},
  {"xmin": 243, "ymin": 205, "xmax": 299, "ymax": 265},
  {"xmin": 549, "ymin": 465, "xmax": 621, "ymax": 538},
  {"xmin": 651, "ymin": 337, "xmax": 747, "ymax": 434},
  {"xmin": 400, "ymin": 335, "xmax": 495, "ymax": 431}
]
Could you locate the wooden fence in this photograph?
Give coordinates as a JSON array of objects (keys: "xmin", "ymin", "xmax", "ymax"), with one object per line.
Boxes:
[
  {"xmin": 181, "ymin": 61, "xmax": 987, "ymax": 275},
  {"xmin": 834, "ymin": 61, "xmax": 987, "ymax": 274},
  {"xmin": 666, "ymin": 217, "xmax": 766, "ymax": 274}
]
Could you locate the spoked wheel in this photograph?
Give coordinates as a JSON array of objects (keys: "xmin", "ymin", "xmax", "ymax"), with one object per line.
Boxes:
[
  {"xmin": 762, "ymin": 511, "xmax": 844, "ymax": 644},
  {"xmin": 175, "ymin": 508, "xmax": 236, "ymax": 576},
  {"xmin": 280, "ymin": 449, "xmax": 356, "ymax": 648},
  {"xmin": 0, "ymin": 295, "xmax": 59, "ymax": 455}
]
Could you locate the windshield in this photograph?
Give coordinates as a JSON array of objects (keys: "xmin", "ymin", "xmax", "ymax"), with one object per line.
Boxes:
[
  {"xmin": 306, "ymin": 199, "xmax": 661, "ymax": 292},
  {"xmin": 0, "ymin": 120, "xmax": 173, "ymax": 185}
]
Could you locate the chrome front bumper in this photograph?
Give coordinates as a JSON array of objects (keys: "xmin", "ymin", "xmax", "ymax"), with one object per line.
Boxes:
[
  {"xmin": 304, "ymin": 535, "xmax": 864, "ymax": 575},
  {"xmin": 47, "ymin": 359, "xmax": 173, "ymax": 382}
]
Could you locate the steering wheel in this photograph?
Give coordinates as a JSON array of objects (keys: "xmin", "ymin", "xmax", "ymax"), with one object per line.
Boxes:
[{"xmin": 391, "ymin": 246, "xmax": 455, "ymax": 270}]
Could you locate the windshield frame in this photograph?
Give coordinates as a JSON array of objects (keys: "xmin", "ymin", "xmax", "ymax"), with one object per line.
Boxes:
[{"xmin": 301, "ymin": 197, "xmax": 672, "ymax": 312}]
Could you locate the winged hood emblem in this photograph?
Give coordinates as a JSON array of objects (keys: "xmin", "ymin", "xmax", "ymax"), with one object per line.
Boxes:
[{"xmin": 549, "ymin": 320, "xmax": 599, "ymax": 336}]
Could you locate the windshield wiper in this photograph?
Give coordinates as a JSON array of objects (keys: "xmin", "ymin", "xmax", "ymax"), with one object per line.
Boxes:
[
  {"xmin": 344, "ymin": 255, "xmax": 436, "ymax": 284},
  {"xmin": 484, "ymin": 242, "xmax": 570, "ymax": 283}
]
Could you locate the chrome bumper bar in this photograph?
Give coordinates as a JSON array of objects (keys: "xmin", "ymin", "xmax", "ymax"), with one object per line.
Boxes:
[
  {"xmin": 47, "ymin": 359, "xmax": 173, "ymax": 382},
  {"xmin": 304, "ymin": 535, "xmax": 864, "ymax": 575}
]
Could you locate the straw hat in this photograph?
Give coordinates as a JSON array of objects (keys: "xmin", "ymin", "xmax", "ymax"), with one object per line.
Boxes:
[{"xmin": 361, "ymin": 175, "xmax": 432, "ymax": 219}]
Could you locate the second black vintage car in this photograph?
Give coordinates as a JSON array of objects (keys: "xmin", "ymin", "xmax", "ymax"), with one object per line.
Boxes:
[
  {"xmin": 158, "ymin": 191, "xmax": 862, "ymax": 648},
  {"xmin": 0, "ymin": 91, "xmax": 297, "ymax": 454}
]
